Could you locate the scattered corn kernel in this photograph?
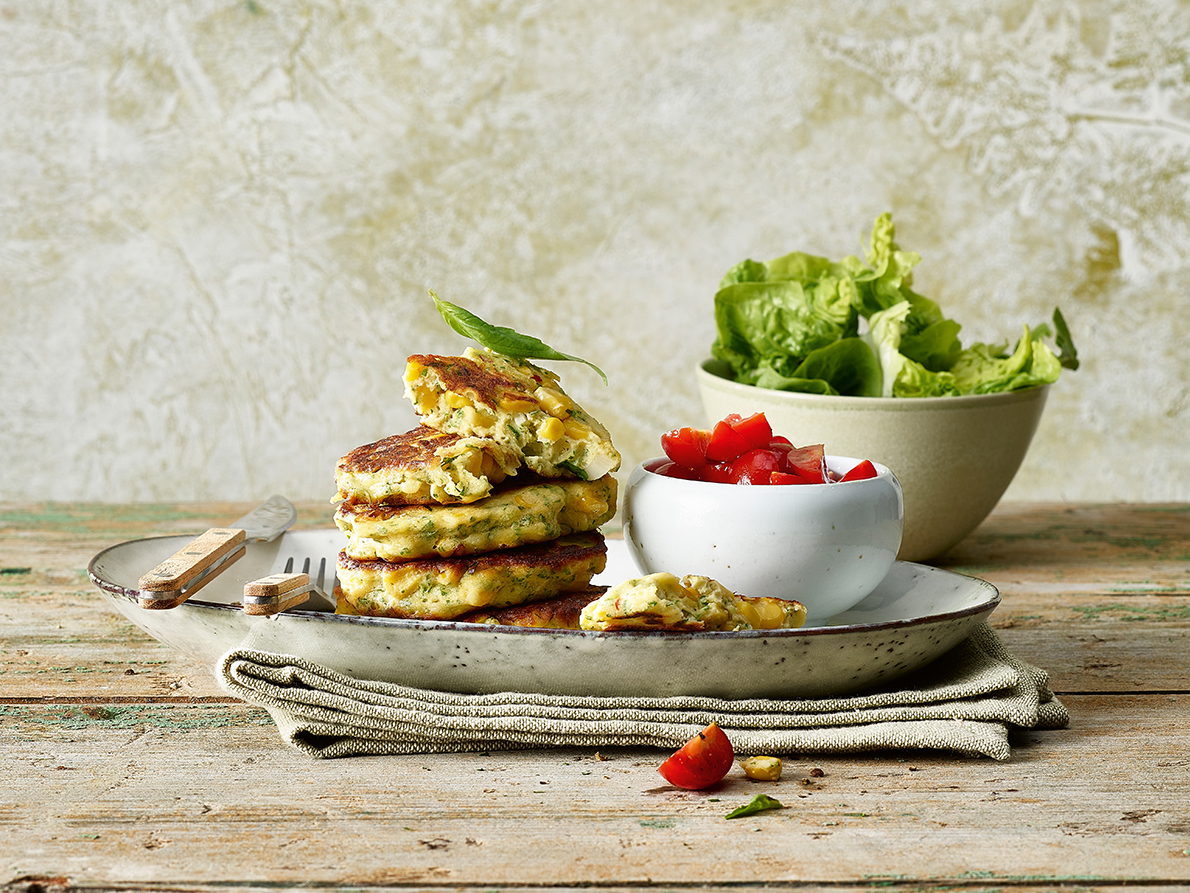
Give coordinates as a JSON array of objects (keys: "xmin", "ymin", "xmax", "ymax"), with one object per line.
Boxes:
[{"xmin": 740, "ymin": 756, "xmax": 782, "ymax": 782}]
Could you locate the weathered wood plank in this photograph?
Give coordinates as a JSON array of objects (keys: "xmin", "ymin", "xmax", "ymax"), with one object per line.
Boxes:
[
  {"xmin": 13, "ymin": 890, "xmax": 1190, "ymax": 893},
  {"xmin": 4, "ymin": 501, "xmax": 1190, "ymax": 698},
  {"xmin": 6, "ymin": 580, "xmax": 1190, "ymax": 698},
  {"xmin": 3, "ymin": 695, "xmax": 1189, "ymax": 886},
  {"xmin": 5, "ymin": 503, "xmax": 1190, "ymax": 889},
  {"xmin": 5, "ymin": 618, "xmax": 1190, "ymax": 699},
  {"xmin": 938, "ymin": 502, "xmax": 1190, "ymax": 575}
]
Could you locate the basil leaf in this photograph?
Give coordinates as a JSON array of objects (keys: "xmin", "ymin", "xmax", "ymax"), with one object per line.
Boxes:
[
  {"xmin": 725, "ymin": 793, "xmax": 785, "ymax": 820},
  {"xmin": 431, "ymin": 292, "xmax": 608, "ymax": 384}
]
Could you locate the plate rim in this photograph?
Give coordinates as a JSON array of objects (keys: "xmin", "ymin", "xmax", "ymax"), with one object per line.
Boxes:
[{"xmin": 88, "ymin": 531, "xmax": 1000, "ymax": 640}]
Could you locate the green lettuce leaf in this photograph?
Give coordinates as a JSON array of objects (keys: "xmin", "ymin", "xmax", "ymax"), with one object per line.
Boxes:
[
  {"xmin": 900, "ymin": 316, "xmax": 963, "ymax": 372},
  {"xmin": 746, "ymin": 338, "xmax": 881, "ymax": 396},
  {"xmin": 951, "ymin": 326, "xmax": 1063, "ymax": 394},
  {"xmin": 707, "ymin": 213, "xmax": 1079, "ymax": 398},
  {"xmin": 710, "ymin": 278, "xmax": 856, "ymax": 382}
]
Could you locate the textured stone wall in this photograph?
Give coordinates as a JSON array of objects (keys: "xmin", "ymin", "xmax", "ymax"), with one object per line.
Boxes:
[{"xmin": 2, "ymin": 1, "xmax": 1187, "ymax": 503}]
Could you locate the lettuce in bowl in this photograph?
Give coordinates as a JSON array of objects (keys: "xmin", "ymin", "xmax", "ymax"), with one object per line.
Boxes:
[{"xmin": 710, "ymin": 213, "xmax": 1079, "ymax": 397}]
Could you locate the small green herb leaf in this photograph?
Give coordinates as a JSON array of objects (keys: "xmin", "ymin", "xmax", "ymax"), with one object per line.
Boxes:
[
  {"xmin": 1052, "ymin": 306, "xmax": 1079, "ymax": 371},
  {"xmin": 431, "ymin": 292, "xmax": 608, "ymax": 384},
  {"xmin": 725, "ymin": 793, "xmax": 785, "ymax": 819},
  {"xmin": 556, "ymin": 460, "xmax": 588, "ymax": 480}
]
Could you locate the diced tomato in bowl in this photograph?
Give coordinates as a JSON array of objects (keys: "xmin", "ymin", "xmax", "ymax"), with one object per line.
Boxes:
[
  {"xmin": 625, "ymin": 411, "xmax": 905, "ymax": 624},
  {"xmin": 658, "ymin": 412, "xmax": 874, "ymax": 487}
]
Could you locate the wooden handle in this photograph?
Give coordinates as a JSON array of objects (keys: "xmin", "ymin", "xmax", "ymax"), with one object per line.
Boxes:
[
  {"xmin": 242, "ymin": 572, "xmax": 311, "ymax": 616},
  {"xmin": 138, "ymin": 528, "xmax": 247, "ymax": 592},
  {"xmin": 137, "ymin": 545, "xmax": 246, "ymax": 609}
]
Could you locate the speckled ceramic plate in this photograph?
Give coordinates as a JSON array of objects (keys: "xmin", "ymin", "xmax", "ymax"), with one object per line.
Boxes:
[{"xmin": 88, "ymin": 531, "xmax": 998, "ymax": 700}]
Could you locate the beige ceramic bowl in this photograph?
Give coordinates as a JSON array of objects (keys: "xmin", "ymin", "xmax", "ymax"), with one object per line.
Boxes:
[{"xmin": 697, "ymin": 360, "xmax": 1049, "ymax": 561}]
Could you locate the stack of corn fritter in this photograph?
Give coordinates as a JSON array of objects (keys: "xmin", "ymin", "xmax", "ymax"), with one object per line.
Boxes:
[{"xmin": 332, "ymin": 348, "xmax": 620, "ymax": 621}]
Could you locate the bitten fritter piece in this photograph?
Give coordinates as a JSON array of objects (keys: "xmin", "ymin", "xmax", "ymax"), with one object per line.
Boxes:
[
  {"xmin": 334, "ymin": 426, "xmax": 521, "ymax": 506},
  {"xmin": 336, "ymin": 532, "xmax": 607, "ymax": 621},
  {"xmin": 579, "ymin": 572, "xmax": 807, "ymax": 632},
  {"xmin": 404, "ymin": 348, "xmax": 621, "ymax": 481},
  {"xmin": 335, "ymin": 473, "xmax": 617, "ymax": 561},
  {"xmin": 457, "ymin": 586, "xmax": 606, "ymax": 628}
]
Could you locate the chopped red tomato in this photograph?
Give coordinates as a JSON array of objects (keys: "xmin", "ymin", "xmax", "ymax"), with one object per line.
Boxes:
[
  {"xmin": 769, "ymin": 470, "xmax": 813, "ymax": 485},
  {"xmin": 653, "ymin": 460, "xmax": 700, "ymax": 480},
  {"xmin": 730, "ymin": 412, "xmax": 773, "ymax": 449},
  {"xmin": 705, "ymin": 419, "xmax": 751, "ymax": 462},
  {"xmin": 780, "ymin": 444, "xmax": 828, "ymax": 483},
  {"xmin": 658, "ymin": 722, "xmax": 735, "ymax": 790},
  {"xmin": 701, "ymin": 462, "xmax": 735, "ymax": 484},
  {"xmin": 840, "ymin": 459, "xmax": 878, "ymax": 482},
  {"xmin": 661, "ymin": 427, "xmax": 710, "ymax": 469},
  {"xmin": 652, "ymin": 412, "xmax": 875, "ymax": 487},
  {"xmin": 729, "ymin": 447, "xmax": 781, "ymax": 484}
]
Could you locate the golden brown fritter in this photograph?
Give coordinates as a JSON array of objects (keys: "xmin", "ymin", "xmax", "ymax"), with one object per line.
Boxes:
[
  {"xmin": 456, "ymin": 587, "xmax": 606, "ymax": 628},
  {"xmin": 579, "ymin": 573, "xmax": 807, "ymax": 632},
  {"xmin": 404, "ymin": 348, "xmax": 620, "ymax": 481},
  {"xmin": 335, "ymin": 473, "xmax": 617, "ymax": 561},
  {"xmin": 334, "ymin": 426, "xmax": 520, "ymax": 506},
  {"xmin": 336, "ymin": 532, "xmax": 608, "ymax": 621}
]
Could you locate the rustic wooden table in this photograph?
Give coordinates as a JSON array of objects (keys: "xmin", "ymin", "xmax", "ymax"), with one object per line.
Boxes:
[{"xmin": 3, "ymin": 502, "xmax": 1189, "ymax": 890}]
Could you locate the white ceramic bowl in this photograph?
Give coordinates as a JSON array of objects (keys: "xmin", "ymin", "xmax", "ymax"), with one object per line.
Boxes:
[
  {"xmin": 622, "ymin": 456, "xmax": 904, "ymax": 625},
  {"xmin": 697, "ymin": 360, "xmax": 1049, "ymax": 562}
]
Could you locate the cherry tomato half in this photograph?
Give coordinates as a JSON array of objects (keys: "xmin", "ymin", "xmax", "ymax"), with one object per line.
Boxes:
[
  {"xmin": 730, "ymin": 412, "xmax": 773, "ymax": 450},
  {"xmin": 661, "ymin": 426, "xmax": 710, "ymax": 469},
  {"xmin": 729, "ymin": 447, "xmax": 781, "ymax": 484},
  {"xmin": 705, "ymin": 419, "xmax": 751, "ymax": 463},
  {"xmin": 658, "ymin": 722, "xmax": 735, "ymax": 790},
  {"xmin": 839, "ymin": 459, "xmax": 878, "ymax": 482},
  {"xmin": 780, "ymin": 443, "xmax": 828, "ymax": 483}
]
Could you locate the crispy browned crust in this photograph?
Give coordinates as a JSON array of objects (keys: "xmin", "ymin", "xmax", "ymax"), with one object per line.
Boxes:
[
  {"xmin": 337, "ymin": 531, "xmax": 606, "ymax": 575},
  {"xmin": 408, "ymin": 353, "xmax": 548, "ymax": 409},
  {"xmin": 336, "ymin": 426, "xmax": 463, "ymax": 475},
  {"xmin": 457, "ymin": 586, "xmax": 606, "ymax": 628}
]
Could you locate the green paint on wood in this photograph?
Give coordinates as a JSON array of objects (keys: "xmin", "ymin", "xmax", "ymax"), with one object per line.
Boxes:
[
  {"xmin": 1, "ymin": 703, "xmax": 273, "ymax": 730},
  {"xmin": 1070, "ymin": 602, "xmax": 1190, "ymax": 622}
]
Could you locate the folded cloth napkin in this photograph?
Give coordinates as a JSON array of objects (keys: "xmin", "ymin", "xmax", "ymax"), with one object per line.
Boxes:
[{"xmin": 217, "ymin": 622, "xmax": 1067, "ymax": 761}]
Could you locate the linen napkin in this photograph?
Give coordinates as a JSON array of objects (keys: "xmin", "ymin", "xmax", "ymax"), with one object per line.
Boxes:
[{"xmin": 217, "ymin": 622, "xmax": 1067, "ymax": 761}]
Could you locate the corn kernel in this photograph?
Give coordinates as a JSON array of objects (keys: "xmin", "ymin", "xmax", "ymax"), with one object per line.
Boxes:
[
  {"xmin": 563, "ymin": 420, "xmax": 590, "ymax": 440},
  {"xmin": 535, "ymin": 386, "xmax": 574, "ymax": 418},
  {"xmin": 499, "ymin": 396, "xmax": 538, "ymax": 414},
  {"xmin": 575, "ymin": 493, "xmax": 605, "ymax": 513},
  {"xmin": 540, "ymin": 416, "xmax": 566, "ymax": 442},
  {"xmin": 738, "ymin": 598, "xmax": 787, "ymax": 630},
  {"xmin": 740, "ymin": 756, "xmax": 782, "ymax": 782}
]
